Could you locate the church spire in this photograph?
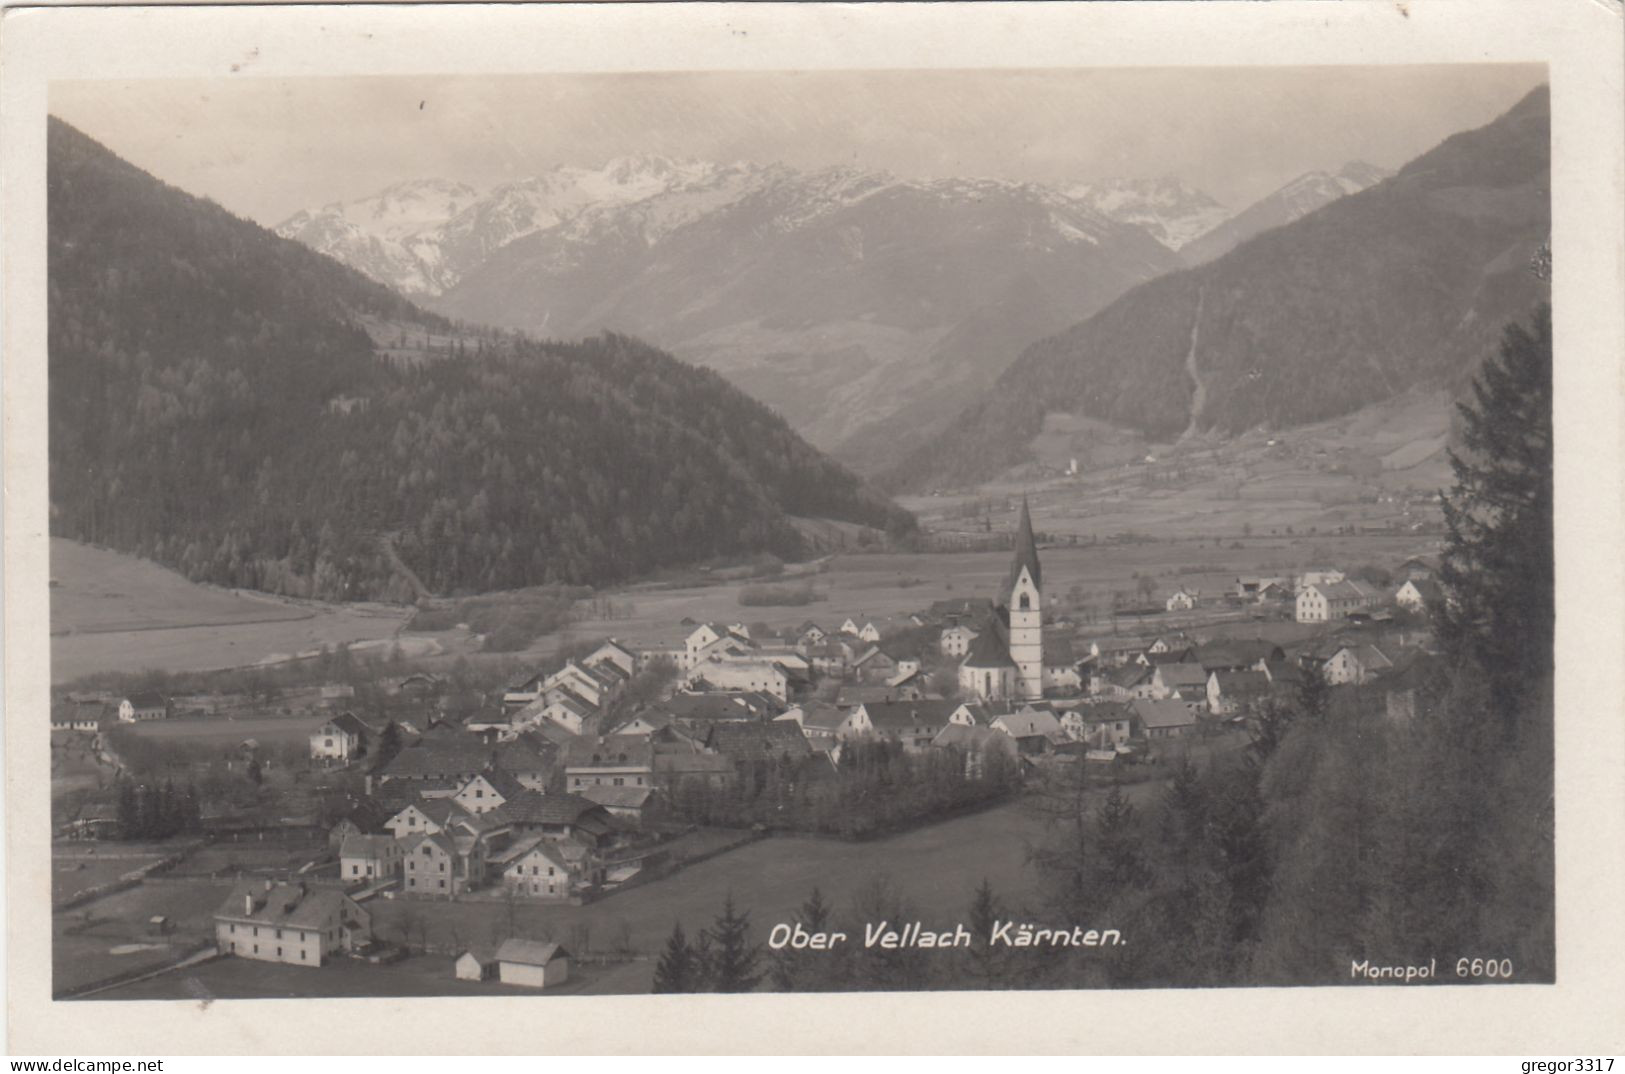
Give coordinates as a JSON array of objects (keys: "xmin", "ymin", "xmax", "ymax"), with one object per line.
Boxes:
[{"xmin": 1006, "ymin": 495, "xmax": 1042, "ymax": 594}]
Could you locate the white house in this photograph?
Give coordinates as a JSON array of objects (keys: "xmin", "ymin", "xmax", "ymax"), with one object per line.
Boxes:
[
  {"xmin": 1394, "ymin": 578, "xmax": 1440, "ymax": 614},
  {"xmin": 499, "ymin": 838, "xmax": 576, "ymax": 900},
  {"xmin": 1296, "ymin": 580, "xmax": 1374, "ymax": 623},
  {"xmin": 940, "ymin": 624, "xmax": 980, "ymax": 658},
  {"xmin": 309, "ymin": 712, "xmax": 370, "ymax": 763},
  {"xmin": 214, "ymin": 881, "xmax": 370, "ymax": 967},
  {"xmin": 688, "ymin": 659, "xmax": 788, "ymax": 702},
  {"xmin": 583, "ymin": 639, "xmax": 637, "ymax": 678},
  {"xmin": 858, "ymin": 621, "xmax": 883, "ymax": 643},
  {"xmin": 453, "ymin": 769, "xmax": 525, "ymax": 816},
  {"xmin": 454, "ymin": 948, "xmax": 497, "ymax": 981},
  {"xmin": 494, "ymin": 938, "xmax": 570, "ymax": 988},
  {"xmin": 1165, "ymin": 588, "xmax": 1200, "ymax": 612},
  {"xmin": 339, "ymin": 834, "xmax": 402, "ymax": 883},
  {"xmin": 119, "ymin": 693, "xmax": 168, "ymax": 723},
  {"xmin": 1323, "ymin": 645, "xmax": 1394, "ymax": 686}
]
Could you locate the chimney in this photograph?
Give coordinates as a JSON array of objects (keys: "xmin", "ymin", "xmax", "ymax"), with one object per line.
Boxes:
[
  {"xmin": 243, "ymin": 893, "xmax": 254, "ymax": 915},
  {"xmin": 263, "ymin": 878, "xmax": 274, "ymax": 892}
]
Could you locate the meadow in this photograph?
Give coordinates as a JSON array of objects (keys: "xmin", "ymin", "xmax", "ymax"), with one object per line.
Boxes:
[{"xmin": 50, "ymin": 538, "xmax": 414, "ymax": 683}]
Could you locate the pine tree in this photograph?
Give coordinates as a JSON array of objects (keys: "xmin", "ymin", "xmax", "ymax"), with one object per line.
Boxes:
[
  {"xmin": 651, "ymin": 921, "xmax": 705, "ymax": 993},
  {"xmin": 961, "ymin": 878, "xmax": 1011, "ymax": 987},
  {"xmin": 1436, "ymin": 302, "xmax": 1553, "ymax": 742},
  {"xmin": 769, "ymin": 887, "xmax": 833, "ymax": 992},
  {"xmin": 704, "ymin": 894, "xmax": 763, "ymax": 993}
]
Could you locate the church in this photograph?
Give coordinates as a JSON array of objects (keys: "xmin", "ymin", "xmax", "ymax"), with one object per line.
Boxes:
[{"xmin": 957, "ymin": 497, "xmax": 1052, "ymax": 703}]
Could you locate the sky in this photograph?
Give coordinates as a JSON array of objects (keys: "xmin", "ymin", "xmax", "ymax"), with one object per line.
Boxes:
[{"xmin": 51, "ymin": 64, "xmax": 1547, "ymax": 227}]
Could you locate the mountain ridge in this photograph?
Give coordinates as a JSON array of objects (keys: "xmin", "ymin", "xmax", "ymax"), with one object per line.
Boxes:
[
  {"xmin": 880, "ymin": 86, "xmax": 1550, "ymax": 492},
  {"xmin": 49, "ymin": 118, "xmax": 913, "ymax": 602}
]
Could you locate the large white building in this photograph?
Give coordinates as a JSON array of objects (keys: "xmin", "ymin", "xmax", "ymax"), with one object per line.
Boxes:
[{"xmin": 214, "ymin": 881, "xmax": 371, "ymax": 967}]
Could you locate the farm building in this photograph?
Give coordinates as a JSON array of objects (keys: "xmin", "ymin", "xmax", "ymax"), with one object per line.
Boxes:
[
  {"xmin": 454, "ymin": 947, "xmax": 497, "ymax": 981},
  {"xmin": 494, "ymin": 938, "xmax": 570, "ymax": 989}
]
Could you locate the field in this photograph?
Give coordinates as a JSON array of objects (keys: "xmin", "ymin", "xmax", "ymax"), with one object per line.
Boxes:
[
  {"xmin": 550, "ymin": 531, "xmax": 1428, "ymax": 661},
  {"xmin": 910, "ymin": 391, "xmax": 1455, "ymax": 544},
  {"xmin": 97, "ymin": 949, "xmax": 652, "ymax": 1000},
  {"xmin": 119, "ymin": 713, "xmax": 330, "ymax": 748},
  {"xmin": 53, "ymin": 877, "xmax": 234, "ymax": 994},
  {"xmin": 50, "ymin": 539, "xmax": 415, "ymax": 683}
]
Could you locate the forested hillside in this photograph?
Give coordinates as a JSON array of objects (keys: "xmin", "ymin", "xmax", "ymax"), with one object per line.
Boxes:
[
  {"xmin": 48, "ymin": 119, "xmax": 913, "ymax": 601},
  {"xmin": 885, "ymin": 86, "xmax": 1549, "ymax": 491}
]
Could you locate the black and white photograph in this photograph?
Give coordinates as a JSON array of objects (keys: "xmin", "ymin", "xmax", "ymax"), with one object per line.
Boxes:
[{"xmin": 5, "ymin": 0, "xmax": 1623, "ymax": 1057}]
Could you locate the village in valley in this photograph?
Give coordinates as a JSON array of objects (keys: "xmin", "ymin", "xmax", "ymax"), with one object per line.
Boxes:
[{"xmin": 49, "ymin": 493, "xmax": 1450, "ymax": 998}]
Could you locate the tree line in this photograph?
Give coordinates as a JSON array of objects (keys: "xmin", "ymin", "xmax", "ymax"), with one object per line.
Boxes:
[{"xmin": 47, "ymin": 118, "xmax": 915, "ymax": 604}]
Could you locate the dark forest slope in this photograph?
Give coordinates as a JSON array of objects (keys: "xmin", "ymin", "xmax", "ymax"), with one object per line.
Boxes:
[
  {"xmin": 885, "ymin": 86, "xmax": 1550, "ymax": 492},
  {"xmin": 48, "ymin": 119, "xmax": 913, "ymax": 601}
]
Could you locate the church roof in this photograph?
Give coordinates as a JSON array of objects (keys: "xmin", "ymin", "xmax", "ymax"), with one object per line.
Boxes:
[
  {"xmin": 1006, "ymin": 496, "xmax": 1042, "ymax": 594},
  {"xmin": 961, "ymin": 630, "xmax": 1016, "ymax": 669}
]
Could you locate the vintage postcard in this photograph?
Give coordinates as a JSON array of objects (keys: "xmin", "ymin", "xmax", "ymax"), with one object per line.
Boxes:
[{"xmin": 3, "ymin": 0, "xmax": 1622, "ymax": 1056}]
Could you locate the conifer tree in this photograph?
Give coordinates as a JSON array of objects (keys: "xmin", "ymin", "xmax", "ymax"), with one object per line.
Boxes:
[
  {"xmin": 651, "ymin": 921, "xmax": 705, "ymax": 993},
  {"xmin": 1436, "ymin": 302, "xmax": 1553, "ymax": 741},
  {"xmin": 769, "ymin": 887, "xmax": 833, "ymax": 992},
  {"xmin": 704, "ymin": 894, "xmax": 763, "ymax": 993}
]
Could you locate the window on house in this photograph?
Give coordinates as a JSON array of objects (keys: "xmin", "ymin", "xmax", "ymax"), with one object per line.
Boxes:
[{"xmin": 439, "ymin": 880, "xmax": 446, "ymax": 889}]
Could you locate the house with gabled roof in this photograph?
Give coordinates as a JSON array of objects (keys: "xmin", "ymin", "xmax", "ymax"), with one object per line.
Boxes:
[
  {"xmin": 583, "ymin": 639, "xmax": 637, "ymax": 678},
  {"xmin": 310, "ymin": 711, "xmax": 371, "ymax": 764},
  {"xmin": 1061, "ymin": 702, "xmax": 1138, "ymax": 748},
  {"xmin": 1394, "ymin": 578, "xmax": 1442, "ymax": 614},
  {"xmin": 704, "ymin": 720, "xmax": 813, "ymax": 778},
  {"xmin": 122, "ymin": 692, "xmax": 169, "ymax": 722},
  {"xmin": 1097, "ymin": 662, "xmax": 1154, "ymax": 701},
  {"xmin": 495, "ymin": 837, "xmax": 578, "ymax": 900},
  {"xmin": 339, "ymin": 834, "xmax": 402, "ymax": 883},
  {"xmin": 651, "ymin": 747, "xmax": 736, "ymax": 793},
  {"xmin": 1132, "ymin": 698, "xmax": 1198, "ymax": 740},
  {"xmin": 688, "ymin": 658, "xmax": 789, "ymax": 702},
  {"xmin": 453, "ymin": 768, "xmax": 527, "ymax": 815},
  {"xmin": 989, "ymin": 708, "xmax": 1064, "ymax": 754},
  {"xmin": 1207, "ymin": 670, "xmax": 1273, "ymax": 716},
  {"xmin": 579, "ymin": 784, "xmax": 655, "ymax": 822},
  {"xmin": 385, "ymin": 796, "xmax": 478, "ymax": 839},
  {"xmin": 852, "ymin": 645, "xmax": 901, "ymax": 683},
  {"xmin": 489, "ymin": 790, "xmax": 618, "ymax": 848},
  {"xmin": 1151, "ymin": 662, "xmax": 1210, "ymax": 701},
  {"xmin": 931, "ymin": 723, "xmax": 1019, "ymax": 777},
  {"xmin": 1165, "ymin": 587, "xmax": 1200, "ymax": 612},
  {"xmin": 495, "ymin": 938, "xmax": 571, "ymax": 988},
  {"xmin": 846, "ymin": 699, "xmax": 960, "ymax": 751},
  {"xmin": 1297, "ymin": 579, "xmax": 1375, "ymax": 623},
  {"xmin": 214, "ymin": 880, "xmax": 370, "ymax": 966},
  {"xmin": 375, "ymin": 737, "xmax": 491, "ymax": 786},
  {"xmin": 532, "ymin": 687, "xmax": 597, "ymax": 735},
  {"xmin": 1088, "ymin": 637, "xmax": 1151, "ymax": 667},
  {"xmin": 561, "ymin": 735, "xmax": 653, "ymax": 795},
  {"xmin": 1322, "ymin": 644, "xmax": 1394, "ymax": 686}
]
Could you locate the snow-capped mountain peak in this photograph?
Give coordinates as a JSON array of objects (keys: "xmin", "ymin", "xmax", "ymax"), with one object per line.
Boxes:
[{"xmin": 1064, "ymin": 176, "xmax": 1231, "ymax": 251}]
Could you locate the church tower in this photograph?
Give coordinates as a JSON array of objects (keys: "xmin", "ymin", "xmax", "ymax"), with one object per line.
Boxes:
[{"xmin": 1007, "ymin": 496, "xmax": 1044, "ymax": 701}]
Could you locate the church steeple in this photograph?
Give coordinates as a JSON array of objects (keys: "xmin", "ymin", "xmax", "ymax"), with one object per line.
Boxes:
[
  {"xmin": 1006, "ymin": 495, "xmax": 1044, "ymax": 701},
  {"xmin": 1006, "ymin": 495, "xmax": 1042, "ymax": 594}
]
